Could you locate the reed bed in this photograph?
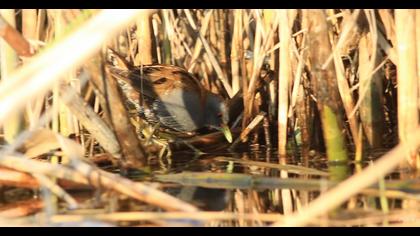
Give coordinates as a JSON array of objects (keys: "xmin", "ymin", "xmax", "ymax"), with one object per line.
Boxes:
[{"xmin": 0, "ymin": 9, "xmax": 419, "ymax": 227}]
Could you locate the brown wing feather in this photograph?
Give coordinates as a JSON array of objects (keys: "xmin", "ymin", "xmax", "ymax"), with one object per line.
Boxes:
[
  {"xmin": 139, "ymin": 65, "xmax": 205, "ymax": 97},
  {"xmin": 106, "ymin": 55, "xmax": 206, "ymax": 105}
]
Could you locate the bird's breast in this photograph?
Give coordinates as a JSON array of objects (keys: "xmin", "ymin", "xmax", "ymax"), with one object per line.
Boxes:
[{"xmin": 148, "ymin": 88, "xmax": 206, "ymax": 132}]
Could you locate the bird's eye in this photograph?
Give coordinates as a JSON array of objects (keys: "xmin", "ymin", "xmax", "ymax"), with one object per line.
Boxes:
[
  {"xmin": 217, "ymin": 112, "xmax": 223, "ymax": 118},
  {"xmin": 154, "ymin": 77, "xmax": 168, "ymax": 84}
]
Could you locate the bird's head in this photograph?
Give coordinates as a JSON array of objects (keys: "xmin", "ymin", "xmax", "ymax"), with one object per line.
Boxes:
[{"xmin": 204, "ymin": 93, "xmax": 232, "ymax": 143}]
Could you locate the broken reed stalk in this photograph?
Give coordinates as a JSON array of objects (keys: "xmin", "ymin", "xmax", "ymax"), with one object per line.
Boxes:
[
  {"xmin": 103, "ymin": 64, "xmax": 146, "ymax": 168},
  {"xmin": 230, "ymin": 10, "xmax": 242, "ymax": 94},
  {"xmin": 209, "ymin": 11, "xmax": 218, "ymax": 72},
  {"xmin": 0, "ymin": 153, "xmax": 198, "ymax": 212},
  {"xmin": 216, "ymin": 10, "xmax": 229, "ymax": 78},
  {"xmin": 303, "ymin": 10, "xmax": 348, "ymax": 163},
  {"xmin": 0, "ymin": 167, "xmax": 92, "ymax": 190},
  {"xmin": 135, "ymin": 10, "xmax": 156, "ymax": 65},
  {"xmin": 358, "ymin": 32, "xmax": 385, "ymax": 149},
  {"xmin": 58, "ymin": 84, "xmax": 121, "ymax": 158},
  {"xmin": 22, "ymin": 10, "xmax": 38, "ymax": 40},
  {"xmin": 0, "ymin": 199, "xmax": 44, "ymax": 218},
  {"xmin": 22, "ymin": 10, "xmax": 45, "ymax": 128},
  {"xmin": 395, "ymin": 10, "xmax": 419, "ymax": 169},
  {"xmin": 0, "ymin": 167, "xmax": 40, "ymax": 189},
  {"xmin": 91, "ymin": 56, "xmax": 140, "ymax": 156},
  {"xmin": 277, "ymin": 10, "xmax": 292, "ymax": 156},
  {"xmin": 161, "ymin": 10, "xmax": 174, "ymax": 65},
  {"xmin": 0, "ymin": 10, "xmax": 24, "ymax": 143},
  {"xmin": 151, "ymin": 16, "xmax": 161, "ymax": 64},
  {"xmin": 229, "ymin": 111, "xmax": 266, "ymax": 150},
  {"xmin": 277, "ymin": 10, "xmax": 295, "ymax": 214},
  {"xmin": 0, "ymin": 12, "xmax": 33, "ymax": 57},
  {"xmin": 35, "ymin": 10, "xmax": 47, "ymax": 44}
]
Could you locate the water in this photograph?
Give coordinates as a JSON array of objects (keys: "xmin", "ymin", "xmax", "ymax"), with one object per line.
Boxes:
[
  {"xmin": 137, "ymin": 148, "xmax": 420, "ymax": 226},
  {"xmin": 1, "ymin": 148, "xmax": 419, "ymax": 226}
]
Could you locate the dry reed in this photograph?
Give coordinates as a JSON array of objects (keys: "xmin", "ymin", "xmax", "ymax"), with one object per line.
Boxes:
[{"xmin": 0, "ymin": 9, "xmax": 419, "ymax": 227}]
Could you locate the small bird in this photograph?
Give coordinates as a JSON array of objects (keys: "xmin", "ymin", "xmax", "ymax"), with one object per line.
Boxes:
[{"xmin": 106, "ymin": 50, "xmax": 232, "ymax": 143}]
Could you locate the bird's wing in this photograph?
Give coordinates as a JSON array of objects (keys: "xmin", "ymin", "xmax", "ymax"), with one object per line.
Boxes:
[
  {"xmin": 107, "ymin": 64, "xmax": 206, "ymax": 104},
  {"xmin": 139, "ymin": 99, "xmax": 195, "ymax": 133}
]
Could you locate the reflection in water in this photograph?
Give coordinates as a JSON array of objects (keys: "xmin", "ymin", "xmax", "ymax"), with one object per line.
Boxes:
[
  {"xmin": 152, "ymin": 148, "xmax": 417, "ymax": 226},
  {"xmin": 44, "ymin": 148, "xmax": 420, "ymax": 226},
  {"xmin": 175, "ymin": 187, "xmax": 229, "ymax": 211}
]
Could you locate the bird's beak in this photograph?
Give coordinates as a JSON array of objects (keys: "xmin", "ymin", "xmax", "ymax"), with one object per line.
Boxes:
[{"xmin": 220, "ymin": 124, "xmax": 233, "ymax": 143}]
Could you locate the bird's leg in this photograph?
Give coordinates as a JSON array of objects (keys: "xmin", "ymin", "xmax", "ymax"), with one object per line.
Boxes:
[
  {"xmin": 154, "ymin": 134, "xmax": 172, "ymax": 168},
  {"xmin": 148, "ymin": 124, "xmax": 161, "ymax": 143},
  {"xmin": 146, "ymin": 125, "xmax": 173, "ymax": 170},
  {"xmin": 157, "ymin": 140, "xmax": 172, "ymax": 171},
  {"xmin": 170, "ymin": 137, "xmax": 206, "ymax": 158},
  {"xmin": 129, "ymin": 116, "xmax": 141, "ymax": 135},
  {"xmin": 182, "ymin": 141, "xmax": 205, "ymax": 157},
  {"xmin": 131, "ymin": 119, "xmax": 173, "ymax": 170}
]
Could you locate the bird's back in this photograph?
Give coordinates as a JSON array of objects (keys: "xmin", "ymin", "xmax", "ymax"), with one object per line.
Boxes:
[{"xmin": 106, "ymin": 51, "xmax": 209, "ymax": 133}]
